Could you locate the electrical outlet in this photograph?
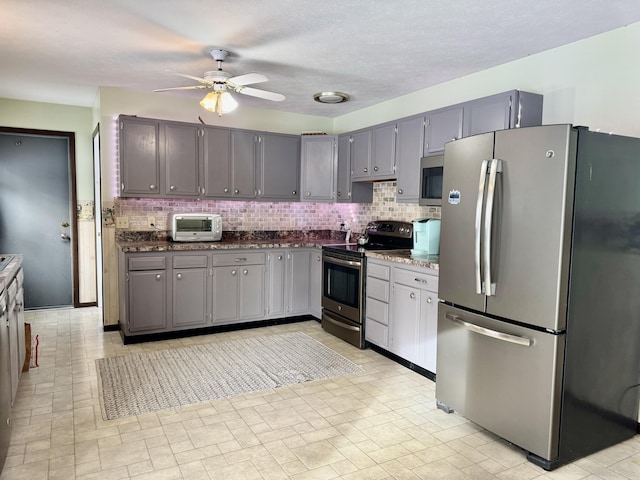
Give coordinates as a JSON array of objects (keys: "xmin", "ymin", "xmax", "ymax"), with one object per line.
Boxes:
[
  {"xmin": 147, "ymin": 217, "xmax": 156, "ymax": 228},
  {"xmin": 115, "ymin": 216, "xmax": 129, "ymax": 228}
]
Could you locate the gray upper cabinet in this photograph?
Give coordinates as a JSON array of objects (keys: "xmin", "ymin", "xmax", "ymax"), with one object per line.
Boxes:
[
  {"xmin": 201, "ymin": 126, "xmax": 232, "ymax": 198},
  {"xmin": 163, "ymin": 122, "xmax": 200, "ymax": 197},
  {"xmin": 119, "ymin": 116, "xmax": 161, "ymax": 197},
  {"xmin": 337, "ymin": 135, "xmax": 373, "ymax": 203},
  {"xmin": 371, "ymin": 122, "xmax": 397, "ymax": 180},
  {"xmin": 395, "ymin": 115, "xmax": 427, "ymax": 203},
  {"xmin": 462, "ymin": 90, "xmax": 543, "ymax": 137},
  {"xmin": 349, "ymin": 129, "xmax": 373, "ymax": 181},
  {"xmin": 257, "ymin": 133, "xmax": 300, "ymax": 201},
  {"xmin": 300, "ymin": 135, "xmax": 337, "ymax": 202},
  {"xmin": 424, "ymin": 106, "xmax": 463, "ymax": 156},
  {"xmin": 230, "ymin": 130, "xmax": 257, "ymax": 199}
]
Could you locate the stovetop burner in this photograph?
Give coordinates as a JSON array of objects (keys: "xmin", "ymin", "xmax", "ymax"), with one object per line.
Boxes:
[{"xmin": 323, "ymin": 220, "xmax": 414, "ymax": 257}]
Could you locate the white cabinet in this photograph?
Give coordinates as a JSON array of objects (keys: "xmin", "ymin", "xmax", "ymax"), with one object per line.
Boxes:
[{"xmin": 366, "ymin": 258, "xmax": 439, "ymax": 374}]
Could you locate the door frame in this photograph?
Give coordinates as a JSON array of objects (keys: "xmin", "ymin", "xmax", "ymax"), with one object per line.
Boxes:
[{"xmin": 0, "ymin": 126, "xmax": 80, "ymax": 307}]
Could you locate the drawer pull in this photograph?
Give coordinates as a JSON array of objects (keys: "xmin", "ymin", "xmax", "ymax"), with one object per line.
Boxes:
[
  {"xmin": 243, "ymin": 269, "xmax": 248, "ymax": 275},
  {"xmin": 410, "ymin": 292, "xmax": 416, "ymax": 299},
  {"xmin": 231, "ymin": 270, "xmax": 237, "ymax": 276},
  {"xmin": 155, "ymin": 274, "xmax": 162, "ymax": 280},
  {"xmin": 176, "ymin": 273, "xmax": 182, "ymax": 280},
  {"xmin": 415, "ymin": 278, "xmax": 429, "ymax": 284},
  {"xmin": 234, "ymin": 258, "xmax": 247, "ymax": 262}
]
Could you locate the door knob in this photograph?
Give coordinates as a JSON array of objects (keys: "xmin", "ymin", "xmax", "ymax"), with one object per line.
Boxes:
[
  {"xmin": 60, "ymin": 234, "xmax": 70, "ymax": 241},
  {"xmin": 61, "ymin": 221, "xmax": 69, "ymax": 228}
]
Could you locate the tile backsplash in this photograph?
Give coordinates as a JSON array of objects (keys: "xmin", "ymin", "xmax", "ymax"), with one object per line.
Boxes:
[{"xmin": 116, "ymin": 181, "xmax": 440, "ymax": 235}]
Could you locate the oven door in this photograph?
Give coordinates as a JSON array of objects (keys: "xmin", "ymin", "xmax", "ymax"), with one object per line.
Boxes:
[{"xmin": 321, "ymin": 253, "xmax": 362, "ymax": 324}]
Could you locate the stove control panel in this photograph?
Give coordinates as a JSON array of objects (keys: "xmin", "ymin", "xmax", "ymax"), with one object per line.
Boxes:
[{"xmin": 365, "ymin": 220, "xmax": 413, "ymax": 239}]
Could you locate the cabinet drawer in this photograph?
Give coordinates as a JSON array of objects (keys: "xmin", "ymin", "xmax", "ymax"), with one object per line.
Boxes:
[
  {"xmin": 367, "ymin": 262, "xmax": 390, "ymax": 281},
  {"xmin": 128, "ymin": 256, "xmax": 166, "ymax": 271},
  {"xmin": 367, "ymin": 277, "xmax": 389, "ymax": 302},
  {"xmin": 394, "ymin": 267, "xmax": 438, "ymax": 292},
  {"xmin": 366, "ymin": 297, "xmax": 389, "ymax": 325},
  {"xmin": 212, "ymin": 252, "xmax": 266, "ymax": 266},
  {"xmin": 173, "ymin": 255, "xmax": 208, "ymax": 268},
  {"xmin": 365, "ymin": 318, "xmax": 388, "ymax": 347}
]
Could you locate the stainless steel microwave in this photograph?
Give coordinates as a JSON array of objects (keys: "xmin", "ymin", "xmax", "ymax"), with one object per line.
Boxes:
[
  {"xmin": 419, "ymin": 154, "xmax": 444, "ymax": 206},
  {"xmin": 171, "ymin": 213, "xmax": 222, "ymax": 242}
]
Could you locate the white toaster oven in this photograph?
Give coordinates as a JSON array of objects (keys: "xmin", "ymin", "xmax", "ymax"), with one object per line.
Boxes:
[{"xmin": 171, "ymin": 213, "xmax": 222, "ymax": 242}]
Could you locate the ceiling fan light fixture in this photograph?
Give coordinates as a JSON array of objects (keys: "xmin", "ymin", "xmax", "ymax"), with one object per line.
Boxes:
[
  {"xmin": 200, "ymin": 90, "xmax": 238, "ymax": 116},
  {"xmin": 313, "ymin": 91, "xmax": 350, "ymax": 104}
]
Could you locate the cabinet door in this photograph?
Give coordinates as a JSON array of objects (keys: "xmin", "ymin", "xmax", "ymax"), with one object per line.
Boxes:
[
  {"xmin": 390, "ymin": 283, "xmax": 419, "ymax": 364},
  {"xmin": 202, "ymin": 126, "xmax": 232, "ymax": 197},
  {"xmin": 417, "ymin": 291, "xmax": 438, "ymax": 373},
  {"xmin": 267, "ymin": 251, "xmax": 286, "ymax": 318},
  {"xmin": 213, "ymin": 266, "xmax": 240, "ymax": 322},
  {"xmin": 350, "ymin": 130, "xmax": 372, "ymax": 181},
  {"xmin": 258, "ymin": 133, "xmax": 300, "ymax": 201},
  {"xmin": 300, "ymin": 136, "xmax": 337, "ymax": 202},
  {"xmin": 128, "ymin": 270, "xmax": 167, "ymax": 332},
  {"xmin": 371, "ymin": 123, "xmax": 396, "ymax": 179},
  {"xmin": 287, "ymin": 250, "xmax": 311, "ymax": 315},
  {"xmin": 309, "ymin": 251, "xmax": 322, "ymax": 319},
  {"xmin": 239, "ymin": 265, "xmax": 265, "ymax": 320},
  {"xmin": 231, "ymin": 130, "xmax": 257, "ymax": 199},
  {"xmin": 119, "ymin": 117, "xmax": 161, "ymax": 196},
  {"xmin": 164, "ymin": 122, "xmax": 200, "ymax": 197},
  {"xmin": 424, "ymin": 107, "xmax": 463, "ymax": 156},
  {"xmin": 7, "ymin": 292, "xmax": 18, "ymax": 404},
  {"xmin": 336, "ymin": 135, "xmax": 351, "ymax": 202},
  {"xmin": 0, "ymin": 297, "xmax": 11, "ymax": 463},
  {"xmin": 463, "ymin": 93, "xmax": 512, "ymax": 137},
  {"xmin": 172, "ymin": 268, "xmax": 208, "ymax": 328},
  {"xmin": 395, "ymin": 115, "xmax": 426, "ymax": 203}
]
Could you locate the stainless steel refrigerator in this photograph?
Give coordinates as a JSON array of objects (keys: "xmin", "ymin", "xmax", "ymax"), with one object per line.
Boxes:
[{"xmin": 436, "ymin": 124, "xmax": 640, "ymax": 470}]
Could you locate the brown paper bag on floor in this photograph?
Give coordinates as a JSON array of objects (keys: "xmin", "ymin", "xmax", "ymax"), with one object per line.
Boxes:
[{"xmin": 23, "ymin": 322, "xmax": 31, "ymax": 372}]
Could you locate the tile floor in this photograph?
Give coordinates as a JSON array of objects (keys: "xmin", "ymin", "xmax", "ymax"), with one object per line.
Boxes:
[{"xmin": 1, "ymin": 307, "xmax": 640, "ymax": 480}]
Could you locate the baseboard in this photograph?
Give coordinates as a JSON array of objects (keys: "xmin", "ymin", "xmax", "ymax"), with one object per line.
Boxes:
[
  {"xmin": 103, "ymin": 324, "xmax": 120, "ymax": 332},
  {"xmin": 119, "ymin": 315, "xmax": 319, "ymax": 345},
  {"xmin": 366, "ymin": 342, "xmax": 436, "ymax": 382}
]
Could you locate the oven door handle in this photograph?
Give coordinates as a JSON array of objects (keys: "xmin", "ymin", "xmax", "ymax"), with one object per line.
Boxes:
[
  {"xmin": 323, "ymin": 256, "xmax": 362, "ymax": 268},
  {"xmin": 323, "ymin": 311, "xmax": 361, "ymax": 332}
]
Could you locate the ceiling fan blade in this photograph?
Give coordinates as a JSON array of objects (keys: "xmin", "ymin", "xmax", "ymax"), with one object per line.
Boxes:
[
  {"xmin": 153, "ymin": 85, "xmax": 208, "ymax": 92},
  {"xmin": 237, "ymin": 86, "xmax": 285, "ymax": 102},
  {"xmin": 228, "ymin": 73, "xmax": 268, "ymax": 86},
  {"xmin": 166, "ymin": 70, "xmax": 208, "ymax": 84}
]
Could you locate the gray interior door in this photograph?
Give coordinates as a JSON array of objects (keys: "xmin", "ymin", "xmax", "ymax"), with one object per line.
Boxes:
[{"xmin": 0, "ymin": 133, "xmax": 73, "ymax": 309}]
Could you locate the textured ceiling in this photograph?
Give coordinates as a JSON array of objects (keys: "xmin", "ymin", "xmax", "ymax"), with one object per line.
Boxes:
[{"xmin": 1, "ymin": 0, "xmax": 639, "ymax": 117}]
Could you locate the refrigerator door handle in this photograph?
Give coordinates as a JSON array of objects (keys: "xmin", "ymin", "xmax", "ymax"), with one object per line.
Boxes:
[
  {"xmin": 475, "ymin": 159, "xmax": 489, "ymax": 294},
  {"xmin": 445, "ymin": 312, "xmax": 533, "ymax": 346},
  {"xmin": 483, "ymin": 159, "xmax": 502, "ymax": 296}
]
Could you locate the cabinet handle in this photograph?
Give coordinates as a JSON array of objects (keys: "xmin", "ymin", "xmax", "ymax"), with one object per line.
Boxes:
[
  {"xmin": 306, "ymin": 191, "xmax": 311, "ymax": 197},
  {"xmin": 451, "ymin": 137, "xmax": 457, "ymax": 141},
  {"xmin": 149, "ymin": 184, "xmax": 156, "ymax": 190},
  {"xmin": 292, "ymin": 191, "xmax": 297, "ymax": 195},
  {"xmin": 427, "ymin": 297, "xmax": 432, "ymax": 303},
  {"xmin": 337, "ymin": 191, "xmax": 342, "ymax": 197},
  {"xmin": 243, "ymin": 269, "xmax": 248, "ymax": 275},
  {"xmin": 373, "ymin": 166, "xmax": 379, "ymax": 172},
  {"xmin": 415, "ymin": 278, "xmax": 429, "ymax": 284},
  {"xmin": 231, "ymin": 270, "xmax": 237, "ymax": 276},
  {"xmin": 234, "ymin": 258, "xmax": 247, "ymax": 262},
  {"xmin": 257, "ymin": 189, "xmax": 262, "ymax": 196},
  {"xmin": 316, "ymin": 256, "xmax": 321, "ymax": 261},
  {"xmin": 170, "ymin": 185, "xmax": 176, "ymax": 191},
  {"xmin": 363, "ymin": 168, "xmax": 368, "ymax": 173},
  {"xmin": 410, "ymin": 292, "xmax": 416, "ymax": 299},
  {"xmin": 234, "ymin": 189, "xmax": 240, "ymax": 194},
  {"xmin": 224, "ymin": 188, "xmax": 229, "ymax": 193},
  {"xmin": 398, "ymin": 188, "xmax": 403, "ymax": 194},
  {"xmin": 155, "ymin": 274, "xmax": 162, "ymax": 280},
  {"xmin": 277, "ymin": 255, "xmax": 283, "ymax": 260},
  {"xmin": 176, "ymin": 273, "xmax": 182, "ymax": 280}
]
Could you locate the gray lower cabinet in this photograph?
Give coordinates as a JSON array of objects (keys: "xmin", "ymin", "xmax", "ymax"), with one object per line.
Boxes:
[
  {"xmin": 0, "ymin": 291, "xmax": 10, "ymax": 471},
  {"xmin": 300, "ymin": 135, "xmax": 337, "ymax": 202},
  {"xmin": 287, "ymin": 249, "xmax": 311, "ymax": 315},
  {"xmin": 212, "ymin": 252, "xmax": 266, "ymax": 323},
  {"xmin": 172, "ymin": 254, "xmax": 209, "ymax": 328},
  {"xmin": 366, "ymin": 258, "xmax": 439, "ymax": 374},
  {"xmin": 309, "ymin": 251, "xmax": 322, "ymax": 319},
  {"xmin": 125, "ymin": 255, "xmax": 168, "ymax": 333},
  {"xmin": 267, "ymin": 251, "xmax": 287, "ymax": 318},
  {"xmin": 257, "ymin": 133, "xmax": 300, "ymax": 201}
]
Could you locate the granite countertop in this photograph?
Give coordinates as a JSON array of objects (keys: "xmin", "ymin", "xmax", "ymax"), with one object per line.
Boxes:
[
  {"xmin": 0, "ymin": 254, "xmax": 23, "ymax": 293},
  {"xmin": 366, "ymin": 249, "xmax": 439, "ymax": 270}
]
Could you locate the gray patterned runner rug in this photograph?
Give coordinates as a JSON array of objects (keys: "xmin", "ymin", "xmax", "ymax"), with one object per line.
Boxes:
[{"xmin": 96, "ymin": 332, "xmax": 361, "ymax": 420}]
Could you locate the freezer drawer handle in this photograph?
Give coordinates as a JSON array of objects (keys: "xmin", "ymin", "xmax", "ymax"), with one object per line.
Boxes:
[{"xmin": 445, "ymin": 313, "xmax": 533, "ymax": 347}]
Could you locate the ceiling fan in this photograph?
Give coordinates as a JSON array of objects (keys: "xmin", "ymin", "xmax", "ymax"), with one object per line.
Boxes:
[{"xmin": 154, "ymin": 49, "xmax": 285, "ymax": 116}]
